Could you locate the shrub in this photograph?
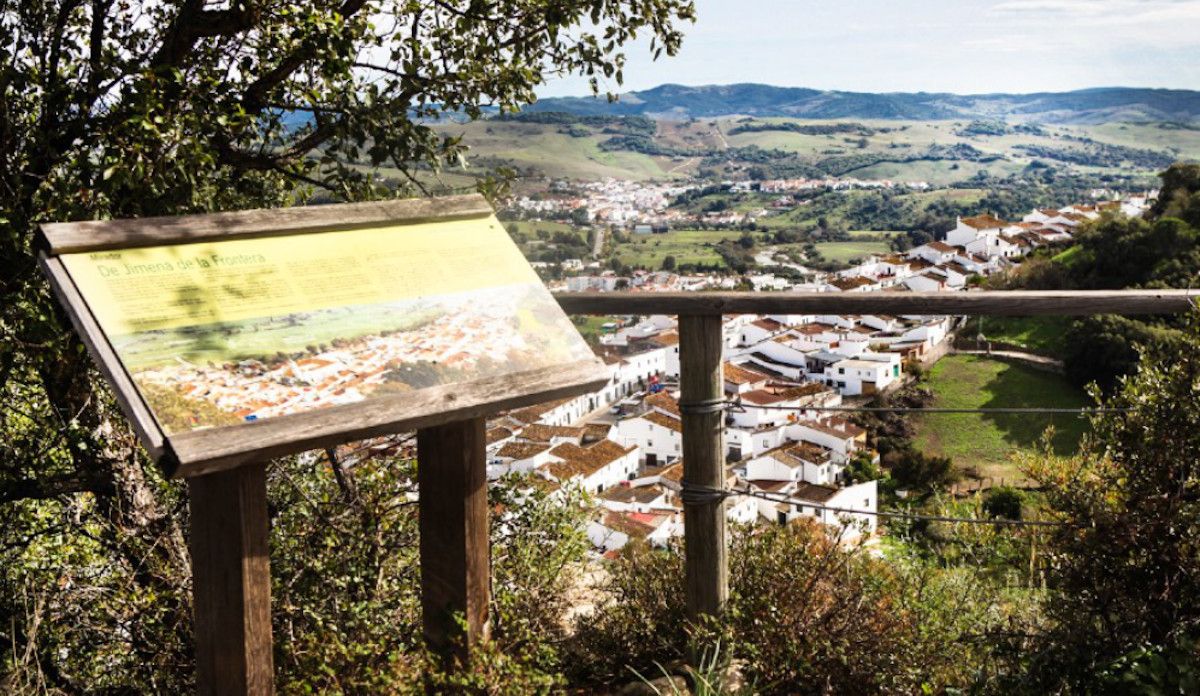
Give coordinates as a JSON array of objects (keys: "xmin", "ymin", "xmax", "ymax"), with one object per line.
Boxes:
[
  {"xmin": 572, "ymin": 523, "xmax": 996, "ymax": 694},
  {"xmin": 981, "ymin": 486, "xmax": 1024, "ymax": 520},
  {"xmin": 567, "ymin": 541, "xmax": 688, "ymax": 685},
  {"xmin": 886, "ymin": 449, "xmax": 959, "ymax": 492}
]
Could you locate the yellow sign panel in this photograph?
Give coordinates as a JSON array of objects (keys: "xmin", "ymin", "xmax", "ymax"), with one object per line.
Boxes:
[{"xmin": 60, "ymin": 216, "xmax": 593, "ymax": 434}]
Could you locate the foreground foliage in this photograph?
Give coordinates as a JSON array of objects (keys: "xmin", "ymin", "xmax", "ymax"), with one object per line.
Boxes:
[
  {"xmin": 571, "ymin": 523, "xmax": 1006, "ymax": 695},
  {"xmin": 1020, "ymin": 312, "xmax": 1200, "ymax": 692}
]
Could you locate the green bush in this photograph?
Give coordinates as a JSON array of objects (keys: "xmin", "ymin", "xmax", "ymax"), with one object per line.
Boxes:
[
  {"xmin": 570, "ymin": 523, "xmax": 996, "ymax": 694},
  {"xmin": 981, "ymin": 486, "xmax": 1024, "ymax": 520}
]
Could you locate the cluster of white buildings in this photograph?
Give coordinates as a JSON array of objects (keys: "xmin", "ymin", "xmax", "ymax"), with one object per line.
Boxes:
[
  {"xmin": 480, "ymin": 192, "xmax": 1157, "ymax": 556},
  {"xmin": 136, "ymin": 294, "xmax": 543, "ymax": 426},
  {"xmin": 508, "ymin": 177, "xmax": 936, "ymax": 231},
  {"xmin": 509, "ymin": 178, "xmax": 698, "ymax": 226},
  {"xmin": 755, "ymin": 177, "xmax": 931, "ymax": 194},
  {"xmin": 481, "ymin": 306, "xmax": 961, "ymax": 553},
  {"xmin": 749, "ymin": 196, "xmax": 1154, "ymax": 294},
  {"xmin": 556, "ymin": 269, "xmax": 738, "ymax": 293},
  {"xmin": 484, "ymin": 358, "xmax": 881, "ymax": 553}
]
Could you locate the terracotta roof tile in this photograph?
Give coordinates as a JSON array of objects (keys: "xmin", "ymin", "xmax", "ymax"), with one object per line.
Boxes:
[
  {"xmin": 642, "ymin": 410, "xmax": 683, "ymax": 433},
  {"xmin": 961, "ymin": 214, "xmax": 1008, "ymax": 230},
  {"xmin": 645, "ymin": 391, "xmax": 680, "ymax": 416},
  {"xmin": 724, "ymin": 361, "xmax": 772, "ymax": 386},
  {"xmin": 519, "ymin": 423, "xmax": 586, "ymax": 442},
  {"xmin": 497, "ymin": 441, "xmax": 552, "ymax": 460},
  {"xmin": 548, "ymin": 439, "xmax": 636, "ymax": 479}
]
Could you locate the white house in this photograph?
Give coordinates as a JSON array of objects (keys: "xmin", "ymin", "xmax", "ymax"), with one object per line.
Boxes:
[
  {"xmin": 908, "ymin": 241, "xmax": 959, "ymax": 265},
  {"xmin": 743, "ymin": 441, "xmax": 845, "ymax": 487},
  {"xmin": 587, "ymin": 510, "xmax": 681, "ymax": 551},
  {"xmin": 599, "ymin": 481, "xmax": 676, "ymax": 513},
  {"xmin": 491, "ymin": 441, "xmax": 555, "ymax": 479},
  {"xmin": 614, "ymin": 409, "xmax": 682, "ymax": 467},
  {"xmin": 648, "ymin": 331, "xmax": 681, "ymax": 379},
  {"xmin": 902, "ymin": 272, "xmax": 947, "ymax": 292},
  {"xmin": 542, "ymin": 439, "xmax": 640, "ymax": 495},
  {"xmin": 823, "ymin": 355, "xmax": 900, "ymax": 396},
  {"xmin": 945, "ymin": 214, "xmax": 1008, "ymax": 247},
  {"xmin": 790, "ymin": 418, "xmax": 868, "ymax": 460},
  {"xmin": 760, "ymin": 479, "xmax": 878, "ymax": 540}
]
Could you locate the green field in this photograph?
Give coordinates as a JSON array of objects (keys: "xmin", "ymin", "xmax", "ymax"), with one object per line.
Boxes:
[
  {"xmin": 113, "ymin": 303, "xmax": 440, "ymax": 370},
  {"xmin": 610, "ymin": 228, "xmax": 736, "ymax": 268},
  {"xmin": 968, "ymin": 316, "xmax": 1072, "ymax": 357},
  {"xmin": 913, "ymin": 355, "xmax": 1090, "ymax": 481},
  {"xmin": 813, "ymin": 240, "xmax": 892, "ymax": 264},
  {"xmin": 571, "ymin": 315, "xmax": 620, "ymax": 344},
  {"xmin": 429, "ymin": 121, "xmax": 680, "ymax": 181}
]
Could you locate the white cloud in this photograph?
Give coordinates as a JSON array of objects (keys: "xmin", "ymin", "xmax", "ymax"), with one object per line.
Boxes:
[{"xmin": 536, "ymin": 0, "xmax": 1200, "ymax": 97}]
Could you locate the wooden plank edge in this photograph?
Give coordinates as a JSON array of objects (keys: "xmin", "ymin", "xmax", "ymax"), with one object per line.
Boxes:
[
  {"xmin": 554, "ymin": 290, "xmax": 1199, "ymax": 317},
  {"xmin": 37, "ymin": 194, "xmax": 493, "ymax": 255},
  {"xmin": 38, "ymin": 253, "xmax": 170, "ymax": 465},
  {"xmin": 167, "ymin": 358, "xmax": 610, "ymax": 478}
]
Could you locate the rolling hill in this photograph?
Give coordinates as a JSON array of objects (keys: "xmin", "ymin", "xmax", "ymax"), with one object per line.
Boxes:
[{"xmin": 526, "ymin": 84, "xmax": 1200, "ymax": 124}]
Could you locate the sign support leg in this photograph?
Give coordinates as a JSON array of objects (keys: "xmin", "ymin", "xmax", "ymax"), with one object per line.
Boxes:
[
  {"xmin": 189, "ymin": 463, "xmax": 274, "ymax": 695},
  {"xmin": 417, "ymin": 417, "xmax": 491, "ymax": 666}
]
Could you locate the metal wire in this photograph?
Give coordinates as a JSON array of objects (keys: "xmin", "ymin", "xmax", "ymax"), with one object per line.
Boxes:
[{"xmin": 725, "ymin": 399, "xmax": 1131, "ymax": 415}]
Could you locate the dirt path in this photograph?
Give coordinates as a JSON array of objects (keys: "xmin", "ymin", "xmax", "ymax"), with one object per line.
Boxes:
[
  {"xmin": 591, "ymin": 225, "xmax": 605, "ymax": 258},
  {"xmin": 667, "ymin": 156, "xmax": 696, "ymax": 174},
  {"xmin": 713, "ymin": 121, "xmax": 729, "ymax": 150},
  {"xmin": 952, "ymin": 349, "xmax": 1064, "ymax": 373}
]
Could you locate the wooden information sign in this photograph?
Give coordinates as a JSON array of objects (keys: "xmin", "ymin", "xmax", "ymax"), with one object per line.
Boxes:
[
  {"xmin": 37, "ymin": 194, "xmax": 608, "ymax": 694},
  {"xmin": 37, "ymin": 194, "xmax": 607, "ymax": 477}
]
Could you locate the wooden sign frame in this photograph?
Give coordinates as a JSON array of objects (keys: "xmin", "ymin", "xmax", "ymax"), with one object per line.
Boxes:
[
  {"xmin": 37, "ymin": 194, "xmax": 609, "ymax": 479},
  {"xmin": 39, "ymin": 193, "xmax": 609, "ymax": 694}
]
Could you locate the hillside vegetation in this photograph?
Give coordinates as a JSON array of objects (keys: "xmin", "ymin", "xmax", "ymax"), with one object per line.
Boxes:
[
  {"xmin": 527, "ymin": 83, "xmax": 1200, "ymax": 123},
  {"xmin": 435, "ymin": 112, "xmax": 1198, "ymax": 185}
]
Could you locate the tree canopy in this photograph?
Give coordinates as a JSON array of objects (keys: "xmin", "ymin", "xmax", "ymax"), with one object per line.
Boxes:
[{"xmin": 0, "ymin": 1, "xmax": 693, "ymax": 689}]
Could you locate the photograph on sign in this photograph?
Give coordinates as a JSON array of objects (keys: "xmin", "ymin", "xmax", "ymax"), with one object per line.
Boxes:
[{"xmin": 58, "ymin": 216, "xmax": 595, "ymax": 434}]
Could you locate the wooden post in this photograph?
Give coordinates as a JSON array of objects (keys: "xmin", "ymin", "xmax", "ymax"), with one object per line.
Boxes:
[
  {"xmin": 417, "ymin": 417, "xmax": 490, "ymax": 665},
  {"xmin": 678, "ymin": 314, "xmax": 729, "ymax": 624},
  {"xmin": 189, "ymin": 463, "xmax": 274, "ymax": 696}
]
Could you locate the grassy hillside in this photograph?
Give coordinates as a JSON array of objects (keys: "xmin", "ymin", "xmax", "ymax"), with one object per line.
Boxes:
[
  {"xmin": 968, "ymin": 316, "xmax": 1072, "ymax": 357},
  {"xmin": 525, "ymin": 84, "xmax": 1200, "ymax": 123},
  {"xmin": 913, "ymin": 355, "xmax": 1090, "ymax": 482},
  {"xmin": 813, "ymin": 240, "xmax": 892, "ymax": 264},
  {"xmin": 609, "ymin": 229, "xmax": 735, "ymax": 268},
  {"xmin": 430, "ymin": 115, "xmax": 1192, "ymax": 187}
]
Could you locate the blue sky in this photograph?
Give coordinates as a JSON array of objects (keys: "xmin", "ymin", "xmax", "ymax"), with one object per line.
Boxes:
[{"xmin": 538, "ymin": 0, "xmax": 1200, "ymax": 97}]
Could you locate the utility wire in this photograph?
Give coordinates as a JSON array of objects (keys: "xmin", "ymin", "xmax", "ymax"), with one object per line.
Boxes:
[
  {"xmin": 723, "ymin": 399, "xmax": 1131, "ymax": 415},
  {"xmin": 679, "ymin": 480, "xmax": 1067, "ymax": 528}
]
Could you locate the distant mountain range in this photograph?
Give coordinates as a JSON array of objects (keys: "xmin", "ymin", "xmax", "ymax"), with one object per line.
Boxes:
[{"xmin": 525, "ymin": 84, "xmax": 1200, "ymax": 124}]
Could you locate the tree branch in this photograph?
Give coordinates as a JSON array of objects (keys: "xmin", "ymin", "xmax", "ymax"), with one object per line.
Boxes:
[
  {"xmin": 241, "ymin": 0, "xmax": 368, "ymax": 112},
  {"xmin": 152, "ymin": 0, "xmax": 259, "ymax": 68},
  {"xmin": 0, "ymin": 473, "xmax": 114, "ymax": 504}
]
